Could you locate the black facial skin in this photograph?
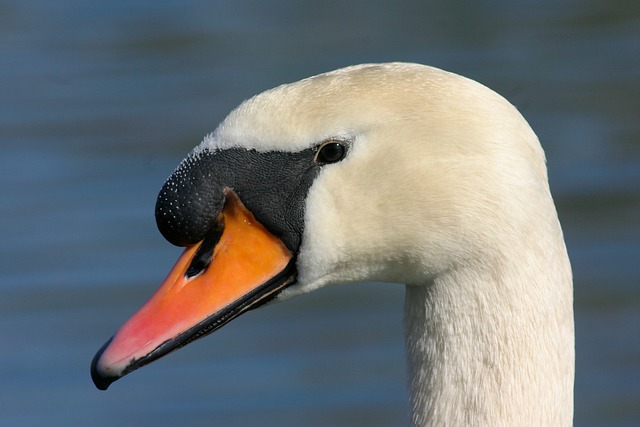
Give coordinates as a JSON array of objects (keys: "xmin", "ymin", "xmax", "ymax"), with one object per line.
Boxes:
[{"xmin": 155, "ymin": 147, "xmax": 322, "ymax": 254}]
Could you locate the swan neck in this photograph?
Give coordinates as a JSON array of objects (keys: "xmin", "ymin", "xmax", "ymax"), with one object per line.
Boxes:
[{"xmin": 403, "ymin": 257, "xmax": 574, "ymax": 426}]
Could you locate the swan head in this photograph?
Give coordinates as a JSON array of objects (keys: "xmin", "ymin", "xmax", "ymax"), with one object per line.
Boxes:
[{"xmin": 91, "ymin": 62, "xmax": 554, "ymax": 390}]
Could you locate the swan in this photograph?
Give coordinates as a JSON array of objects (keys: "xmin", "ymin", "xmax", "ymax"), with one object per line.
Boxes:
[{"xmin": 91, "ymin": 62, "xmax": 574, "ymax": 426}]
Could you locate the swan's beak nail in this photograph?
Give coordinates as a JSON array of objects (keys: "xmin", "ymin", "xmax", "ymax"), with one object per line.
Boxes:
[{"xmin": 91, "ymin": 192, "xmax": 294, "ymax": 390}]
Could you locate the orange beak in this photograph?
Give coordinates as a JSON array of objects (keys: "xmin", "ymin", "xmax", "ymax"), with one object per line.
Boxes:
[{"xmin": 91, "ymin": 191, "xmax": 294, "ymax": 390}]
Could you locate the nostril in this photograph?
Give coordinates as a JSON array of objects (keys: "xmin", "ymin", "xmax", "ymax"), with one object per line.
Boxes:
[{"xmin": 185, "ymin": 219, "xmax": 224, "ymax": 278}]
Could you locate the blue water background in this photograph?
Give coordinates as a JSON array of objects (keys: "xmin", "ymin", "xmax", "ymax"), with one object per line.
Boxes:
[{"xmin": 1, "ymin": 1, "xmax": 638, "ymax": 425}]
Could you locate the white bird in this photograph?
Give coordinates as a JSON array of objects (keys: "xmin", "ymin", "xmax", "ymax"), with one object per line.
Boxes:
[{"xmin": 92, "ymin": 63, "xmax": 574, "ymax": 426}]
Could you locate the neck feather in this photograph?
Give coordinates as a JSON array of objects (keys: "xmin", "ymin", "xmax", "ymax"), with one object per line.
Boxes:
[{"xmin": 403, "ymin": 241, "xmax": 574, "ymax": 426}]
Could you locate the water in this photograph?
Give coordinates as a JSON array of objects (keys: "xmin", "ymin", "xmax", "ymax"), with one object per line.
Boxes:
[{"xmin": 1, "ymin": 0, "xmax": 638, "ymax": 425}]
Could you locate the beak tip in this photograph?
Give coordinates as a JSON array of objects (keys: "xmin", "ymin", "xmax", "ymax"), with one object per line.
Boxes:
[
  {"xmin": 91, "ymin": 374, "xmax": 113, "ymax": 391},
  {"xmin": 91, "ymin": 337, "xmax": 118, "ymax": 391}
]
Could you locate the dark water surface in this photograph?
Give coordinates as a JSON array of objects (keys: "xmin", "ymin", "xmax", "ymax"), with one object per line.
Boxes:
[{"xmin": 1, "ymin": 1, "xmax": 639, "ymax": 425}]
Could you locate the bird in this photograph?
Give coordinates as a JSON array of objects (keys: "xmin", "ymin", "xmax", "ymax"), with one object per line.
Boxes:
[{"xmin": 91, "ymin": 62, "xmax": 574, "ymax": 426}]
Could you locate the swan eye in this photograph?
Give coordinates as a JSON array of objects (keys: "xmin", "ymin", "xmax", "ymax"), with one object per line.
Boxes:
[{"xmin": 315, "ymin": 141, "xmax": 347, "ymax": 164}]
